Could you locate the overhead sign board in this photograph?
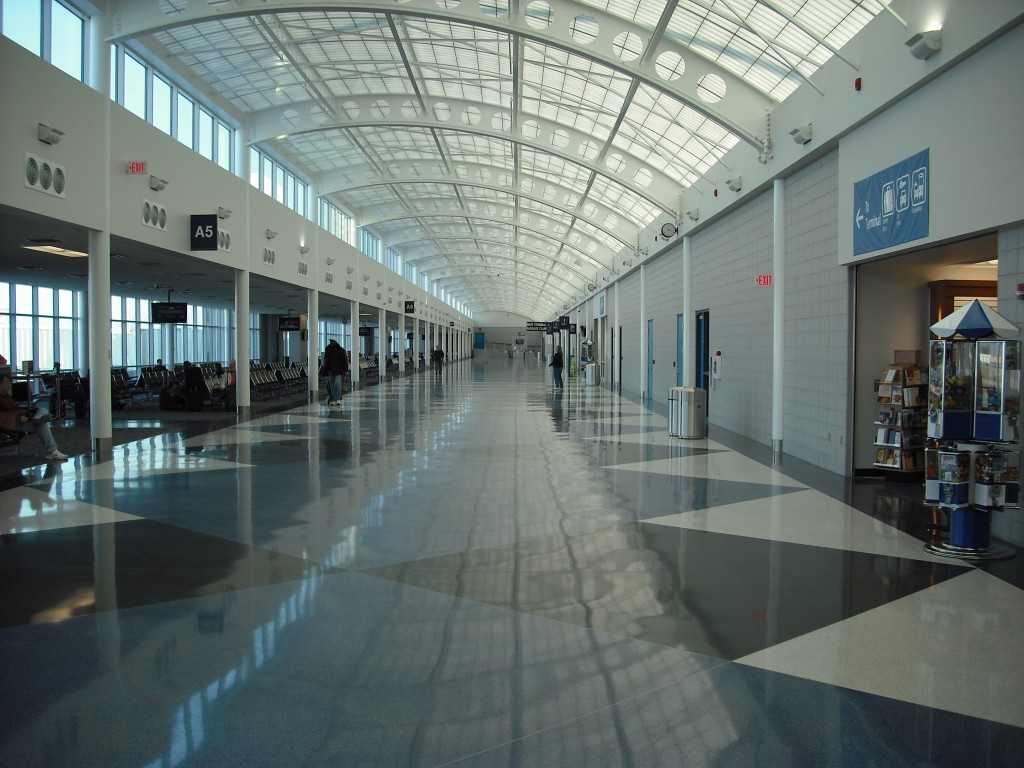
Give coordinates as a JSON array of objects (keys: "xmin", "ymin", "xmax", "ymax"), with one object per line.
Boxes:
[
  {"xmin": 558, "ymin": 315, "xmax": 570, "ymax": 329},
  {"xmin": 358, "ymin": 327, "xmax": 373, "ymax": 337},
  {"xmin": 190, "ymin": 214, "xmax": 218, "ymax": 251},
  {"xmin": 404, "ymin": 300, "xmax": 415, "ymax": 313},
  {"xmin": 526, "ymin": 322, "xmax": 547, "ymax": 331},
  {"xmin": 853, "ymin": 149, "xmax": 929, "ymax": 256},
  {"xmin": 546, "ymin": 322, "xmax": 557, "ymax": 334}
]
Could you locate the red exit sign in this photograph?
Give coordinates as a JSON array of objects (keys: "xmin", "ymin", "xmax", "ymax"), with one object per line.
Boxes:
[
  {"xmin": 127, "ymin": 161, "xmax": 147, "ymax": 174},
  {"xmin": 757, "ymin": 274, "xmax": 773, "ymax": 287}
]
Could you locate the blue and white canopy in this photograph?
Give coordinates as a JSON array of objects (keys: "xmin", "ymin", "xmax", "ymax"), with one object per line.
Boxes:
[{"xmin": 930, "ymin": 299, "xmax": 1019, "ymax": 339}]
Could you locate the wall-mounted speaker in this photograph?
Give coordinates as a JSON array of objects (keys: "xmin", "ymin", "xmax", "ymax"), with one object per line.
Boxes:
[
  {"xmin": 25, "ymin": 153, "xmax": 67, "ymax": 198},
  {"xmin": 142, "ymin": 199, "xmax": 167, "ymax": 231}
]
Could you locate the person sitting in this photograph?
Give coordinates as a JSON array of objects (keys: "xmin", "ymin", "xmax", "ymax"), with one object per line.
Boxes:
[
  {"xmin": 208, "ymin": 363, "xmax": 234, "ymax": 409},
  {"xmin": 0, "ymin": 373, "xmax": 68, "ymax": 461}
]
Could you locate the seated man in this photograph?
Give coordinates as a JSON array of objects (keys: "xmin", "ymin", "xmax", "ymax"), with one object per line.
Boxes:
[
  {"xmin": 0, "ymin": 373, "xmax": 68, "ymax": 461},
  {"xmin": 207, "ymin": 363, "xmax": 234, "ymax": 409}
]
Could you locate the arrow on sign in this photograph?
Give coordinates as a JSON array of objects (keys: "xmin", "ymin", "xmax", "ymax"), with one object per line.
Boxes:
[{"xmin": 856, "ymin": 208, "xmax": 864, "ymax": 229}]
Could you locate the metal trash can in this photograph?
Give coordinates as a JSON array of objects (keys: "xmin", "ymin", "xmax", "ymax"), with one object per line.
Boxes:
[
  {"xmin": 668, "ymin": 386, "xmax": 706, "ymax": 438},
  {"xmin": 584, "ymin": 363, "xmax": 598, "ymax": 386}
]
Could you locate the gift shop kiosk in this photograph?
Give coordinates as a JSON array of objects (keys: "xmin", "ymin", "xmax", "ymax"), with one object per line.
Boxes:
[{"xmin": 924, "ymin": 300, "xmax": 1020, "ymax": 561}]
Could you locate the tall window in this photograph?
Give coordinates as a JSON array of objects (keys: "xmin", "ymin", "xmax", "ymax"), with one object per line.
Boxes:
[
  {"xmin": 176, "ymin": 93, "xmax": 194, "ymax": 148},
  {"xmin": 3, "ymin": 0, "xmax": 84, "ymax": 81},
  {"xmin": 49, "ymin": 1, "xmax": 83, "ymax": 80},
  {"xmin": 247, "ymin": 146, "xmax": 311, "ymax": 218},
  {"xmin": 0, "ymin": 282, "xmax": 78, "ymax": 372},
  {"xmin": 359, "ymin": 230, "xmax": 381, "ymax": 262},
  {"xmin": 152, "ymin": 74, "xmax": 173, "ymax": 135},
  {"xmin": 123, "ymin": 53, "xmax": 147, "ymax": 119}
]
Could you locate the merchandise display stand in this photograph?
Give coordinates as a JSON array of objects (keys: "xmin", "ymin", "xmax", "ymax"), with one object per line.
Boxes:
[
  {"xmin": 873, "ymin": 351, "xmax": 926, "ymax": 475},
  {"xmin": 922, "ymin": 300, "xmax": 1020, "ymax": 561}
]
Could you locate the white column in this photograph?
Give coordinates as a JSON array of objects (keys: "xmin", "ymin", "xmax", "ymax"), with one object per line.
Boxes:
[
  {"xmin": 88, "ymin": 231, "xmax": 112, "ymax": 457},
  {"xmin": 639, "ymin": 263, "xmax": 647, "ymax": 400},
  {"xmin": 349, "ymin": 299, "xmax": 360, "ymax": 389},
  {"xmin": 88, "ymin": 32, "xmax": 113, "ymax": 457},
  {"xmin": 378, "ymin": 307, "xmax": 386, "ymax": 381},
  {"xmin": 682, "ymin": 236, "xmax": 693, "ymax": 387},
  {"xmin": 235, "ymin": 269, "xmax": 251, "ymax": 417},
  {"xmin": 307, "ymin": 288, "xmax": 319, "ymax": 401},
  {"xmin": 75, "ymin": 291, "xmax": 89, "ymax": 377},
  {"xmin": 772, "ymin": 179, "xmax": 786, "ymax": 457}
]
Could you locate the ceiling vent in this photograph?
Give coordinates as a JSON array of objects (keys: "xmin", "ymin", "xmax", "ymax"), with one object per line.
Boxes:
[
  {"xmin": 346, "ymin": 280, "xmax": 353, "ymax": 290},
  {"xmin": 262, "ymin": 247, "xmax": 276, "ymax": 266},
  {"xmin": 142, "ymin": 199, "xmax": 167, "ymax": 231},
  {"xmin": 24, "ymin": 153, "xmax": 66, "ymax": 198},
  {"xmin": 218, "ymin": 229, "xmax": 231, "ymax": 251}
]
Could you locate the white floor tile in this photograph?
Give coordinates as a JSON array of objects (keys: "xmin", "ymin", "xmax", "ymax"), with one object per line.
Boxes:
[
  {"xmin": 0, "ymin": 486, "xmax": 140, "ymax": 534},
  {"xmin": 645, "ymin": 488, "xmax": 957, "ymax": 562},
  {"xmin": 736, "ymin": 569, "xmax": 1024, "ymax": 727}
]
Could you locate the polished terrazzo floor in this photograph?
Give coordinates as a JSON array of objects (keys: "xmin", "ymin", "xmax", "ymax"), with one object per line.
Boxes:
[{"xmin": 1, "ymin": 356, "xmax": 1022, "ymax": 767}]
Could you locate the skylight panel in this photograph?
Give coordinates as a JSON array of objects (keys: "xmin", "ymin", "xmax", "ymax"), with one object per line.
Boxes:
[{"xmin": 588, "ymin": 176, "xmax": 662, "ymax": 225}]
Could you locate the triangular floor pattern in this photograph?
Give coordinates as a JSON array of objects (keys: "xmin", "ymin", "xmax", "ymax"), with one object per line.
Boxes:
[{"xmin": 1, "ymin": 357, "xmax": 1021, "ymax": 766}]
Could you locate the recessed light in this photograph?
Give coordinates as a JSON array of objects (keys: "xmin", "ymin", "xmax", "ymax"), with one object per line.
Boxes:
[{"xmin": 22, "ymin": 244, "xmax": 89, "ymax": 258}]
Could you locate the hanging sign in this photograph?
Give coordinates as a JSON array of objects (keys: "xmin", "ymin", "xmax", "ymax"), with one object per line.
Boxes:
[
  {"xmin": 853, "ymin": 149, "xmax": 930, "ymax": 256},
  {"xmin": 190, "ymin": 214, "xmax": 218, "ymax": 251}
]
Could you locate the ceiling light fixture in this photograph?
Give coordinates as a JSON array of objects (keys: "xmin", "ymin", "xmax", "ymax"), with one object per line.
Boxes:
[
  {"xmin": 149, "ymin": 175, "xmax": 168, "ymax": 192},
  {"xmin": 22, "ymin": 244, "xmax": 89, "ymax": 258},
  {"xmin": 686, "ymin": 209, "xmax": 700, "ymax": 222},
  {"xmin": 726, "ymin": 176, "xmax": 742, "ymax": 192},
  {"xmin": 265, "ymin": 229, "xmax": 277, "ymax": 240}
]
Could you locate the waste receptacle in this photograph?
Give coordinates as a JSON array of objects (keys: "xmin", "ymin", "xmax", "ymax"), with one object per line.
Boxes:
[
  {"xmin": 584, "ymin": 363, "xmax": 598, "ymax": 386},
  {"xmin": 668, "ymin": 386, "xmax": 706, "ymax": 438}
]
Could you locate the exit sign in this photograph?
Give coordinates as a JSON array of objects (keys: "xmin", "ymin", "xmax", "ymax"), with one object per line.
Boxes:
[
  {"xmin": 127, "ymin": 161, "xmax": 147, "ymax": 174},
  {"xmin": 757, "ymin": 274, "xmax": 773, "ymax": 287}
]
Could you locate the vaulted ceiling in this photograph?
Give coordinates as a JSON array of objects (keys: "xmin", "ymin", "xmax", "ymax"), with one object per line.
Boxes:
[{"xmin": 112, "ymin": 0, "xmax": 884, "ymax": 318}]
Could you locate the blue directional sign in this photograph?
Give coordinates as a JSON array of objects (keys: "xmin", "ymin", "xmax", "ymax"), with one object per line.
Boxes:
[{"xmin": 853, "ymin": 149, "xmax": 929, "ymax": 256}]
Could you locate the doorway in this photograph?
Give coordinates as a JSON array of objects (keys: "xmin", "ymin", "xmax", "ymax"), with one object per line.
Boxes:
[
  {"xmin": 646, "ymin": 319, "xmax": 654, "ymax": 400},
  {"xmin": 695, "ymin": 309, "xmax": 710, "ymax": 396},
  {"xmin": 676, "ymin": 313, "xmax": 685, "ymax": 386}
]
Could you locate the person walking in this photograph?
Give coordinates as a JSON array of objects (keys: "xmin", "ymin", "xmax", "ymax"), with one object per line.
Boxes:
[
  {"xmin": 431, "ymin": 345, "xmax": 445, "ymax": 374},
  {"xmin": 323, "ymin": 338, "xmax": 349, "ymax": 405},
  {"xmin": 549, "ymin": 345, "xmax": 564, "ymax": 389}
]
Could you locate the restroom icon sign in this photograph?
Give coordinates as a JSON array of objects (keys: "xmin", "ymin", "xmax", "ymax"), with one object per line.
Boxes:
[
  {"xmin": 882, "ymin": 181, "xmax": 895, "ymax": 217},
  {"xmin": 912, "ymin": 167, "xmax": 927, "ymax": 207}
]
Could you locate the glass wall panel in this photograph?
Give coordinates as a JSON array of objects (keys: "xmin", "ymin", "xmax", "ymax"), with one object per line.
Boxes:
[
  {"xmin": 123, "ymin": 53, "xmax": 147, "ymax": 119},
  {"xmin": 217, "ymin": 122, "xmax": 231, "ymax": 170},
  {"xmin": 197, "ymin": 108, "xmax": 214, "ymax": 160},
  {"xmin": 50, "ymin": 1, "xmax": 82, "ymax": 80},
  {"xmin": 152, "ymin": 74, "xmax": 172, "ymax": 134},
  {"xmin": 177, "ymin": 93, "xmax": 194, "ymax": 148},
  {"xmin": 3, "ymin": 0, "xmax": 42, "ymax": 55}
]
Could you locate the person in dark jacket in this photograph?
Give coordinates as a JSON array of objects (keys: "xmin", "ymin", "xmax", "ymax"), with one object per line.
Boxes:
[
  {"xmin": 323, "ymin": 339, "xmax": 349, "ymax": 405},
  {"xmin": 431, "ymin": 345, "xmax": 445, "ymax": 374},
  {"xmin": 549, "ymin": 345, "xmax": 564, "ymax": 389}
]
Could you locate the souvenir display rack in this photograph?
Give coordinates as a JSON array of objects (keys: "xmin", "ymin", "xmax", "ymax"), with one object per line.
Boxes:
[
  {"xmin": 873, "ymin": 352, "xmax": 927, "ymax": 473},
  {"xmin": 924, "ymin": 335, "xmax": 1020, "ymax": 561}
]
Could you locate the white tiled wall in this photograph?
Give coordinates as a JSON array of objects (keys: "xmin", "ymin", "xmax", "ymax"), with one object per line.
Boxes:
[
  {"xmin": 645, "ymin": 253, "xmax": 687, "ymax": 395},
  {"xmin": 995, "ymin": 223, "xmax": 1024, "ymax": 546},
  {"xmin": 782, "ymin": 153, "xmax": 852, "ymax": 475},
  {"xmin": 688, "ymin": 191, "xmax": 775, "ymax": 444},
  {"xmin": 617, "ymin": 274, "xmax": 642, "ymax": 395}
]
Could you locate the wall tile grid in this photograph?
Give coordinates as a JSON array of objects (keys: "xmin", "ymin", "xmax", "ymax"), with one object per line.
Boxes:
[
  {"xmin": 782, "ymin": 152, "xmax": 851, "ymax": 475},
  {"xmin": 616, "ymin": 274, "xmax": 642, "ymax": 395},
  {"xmin": 996, "ymin": 223, "xmax": 1024, "ymax": 545},
  {"xmin": 644, "ymin": 254, "xmax": 688, "ymax": 397},
  {"xmin": 688, "ymin": 191, "xmax": 775, "ymax": 445}
]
